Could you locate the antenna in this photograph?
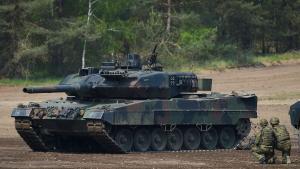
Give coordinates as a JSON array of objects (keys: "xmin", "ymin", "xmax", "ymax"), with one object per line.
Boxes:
[
  {"xmin": 191, "ymin": 56, "xmax": 195, "ymax": 73},
  {"xmin": 126, "ymin": 53, "xmax": 129, "ymax": 72},
  {"xmin": 191, "ymin": 63, "xmax": 194, "ymax": 73},
  {"xmin": 82, "ymin": 0, "xmax": 98, "ymax": 69},
  {"xmin": 123, "ymin": 40, "xmax": 130, "ymax": 72}
]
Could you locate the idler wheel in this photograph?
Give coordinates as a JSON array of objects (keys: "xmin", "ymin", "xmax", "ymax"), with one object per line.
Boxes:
[
  {"xmin": 115, "ymin": 129, "xmax": 133, "ymax": 152},
  {"xmin": 183, "ymin": 127, "xmax": 201, "ymax": 150},
  {"xmin": 218, "ymin": 127, "xmax": 236, "ymax": 149},
  {"xmin": 167, "ymin": 128, "xmax": 183, "ymax": 151},
  {"xmin": 201, "ymin": 127, "xmax": 218, "ymax": 150},
  {"xmin": 151, "ymin": 128, "xmax": 167, "ymax": 151},
  {"xmin": 236, "ymin": 119, "xmax": 251, "ymax": 137},
  {"xmin": 133, "ymin": 128, "xmax": 151, "ymax": 152}
]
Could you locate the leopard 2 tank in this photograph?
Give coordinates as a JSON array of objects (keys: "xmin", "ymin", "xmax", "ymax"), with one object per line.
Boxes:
[{"xmin": 11, "ymin": 52, "xmax": 257, "ymax": 153}]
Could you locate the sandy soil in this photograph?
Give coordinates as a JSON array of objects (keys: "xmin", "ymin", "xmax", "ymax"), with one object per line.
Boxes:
[{"xmin": 0, "ymin": 63, "xmax": 299, "ymax": 168}]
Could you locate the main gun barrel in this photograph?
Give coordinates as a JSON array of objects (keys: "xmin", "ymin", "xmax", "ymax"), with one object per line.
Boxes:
[{"xmin": 23, "ymin": 85, "xmax": 77, "ymax": 94}]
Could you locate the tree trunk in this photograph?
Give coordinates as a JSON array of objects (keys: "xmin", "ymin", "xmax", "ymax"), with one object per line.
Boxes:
[
  {"xmin": 262, "ymin": 33, "xmax": 266, "ymax": 54},
  {"xmin": 166, "ymin": 0, "xmax": 171, "ymax": 33},
  {"xmin": 81, "ymin": 0, "xmax": 94, "ymax": 68}
]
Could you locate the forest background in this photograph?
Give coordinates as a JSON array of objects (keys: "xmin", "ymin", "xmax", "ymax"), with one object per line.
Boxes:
[{"xmin": 0, "ymin": 0, "xmax": 299, "ymax": 80}]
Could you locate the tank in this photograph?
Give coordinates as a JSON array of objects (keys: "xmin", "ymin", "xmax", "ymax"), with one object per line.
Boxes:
[
  {"xmin": 11, "ymin": 52, "xmax": 257, "ymax": 153},
  {"xmin": 289, "ymin": 101, "xmax": 300, "ymax": 129}
]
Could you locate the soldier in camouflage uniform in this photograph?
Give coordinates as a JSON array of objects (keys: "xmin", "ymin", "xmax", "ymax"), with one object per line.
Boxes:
[
  {"xmin": 270, "ymin": 117, "xmax": 292, "ymax": 164},
  {"xmin": 251, "ymin": 119, "xmax": 275, "ymax": 164}
]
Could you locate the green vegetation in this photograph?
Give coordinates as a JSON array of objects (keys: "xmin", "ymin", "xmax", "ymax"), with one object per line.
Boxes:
[
  {"xmin": 1, "ymin": 50, "xmax": 299, "ymax": 86},
  {"xmin": 0, "ymin": 77, "xmax": 61, "ymax": 86},
  {"xmin": 0, "ymin": 0, "xmax": 299, "ymax": 78},
  {"xmin": 255, "ymin": 51, "xmax": 300, "ymax": 64}
]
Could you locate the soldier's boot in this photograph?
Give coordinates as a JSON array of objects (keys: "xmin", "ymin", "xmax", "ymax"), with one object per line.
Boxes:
[
  {"xmin": 267, "ymin": 156, "xmax": 276, "ymax": 164},
  {"xmin": 282, "ymin": 156, "xmax": 287, "ymax": 164},
  {"xmin": 286, "ymin": 156, "xmax": 291, "ymax": 164},
  {"xmin": 259, "ymin": 156, "xmax": 266, "ymax": 164}
]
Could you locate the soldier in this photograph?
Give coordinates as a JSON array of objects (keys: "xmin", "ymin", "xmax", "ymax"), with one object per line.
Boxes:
[
  {"xmin": 251, "ymin": 119, "xmax": 275, "ymax": 164},
  {"xmin": 270, "ymin": 117, "xmax": 292, "ymax": 164}
]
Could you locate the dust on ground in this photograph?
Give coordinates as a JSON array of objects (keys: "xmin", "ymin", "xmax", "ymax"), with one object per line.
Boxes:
[{"xmin": 0, "ymin": 63, "xmax": 299, "ymax": 168}]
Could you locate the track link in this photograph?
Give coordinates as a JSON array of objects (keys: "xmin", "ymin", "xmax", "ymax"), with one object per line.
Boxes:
[
  {"xmin": 15, "ymin": 119, "xmax": 48, "ymax": 151},
  {"xmin": 87, "ymin": 121, "xmax": 126, "ymax": 154}
]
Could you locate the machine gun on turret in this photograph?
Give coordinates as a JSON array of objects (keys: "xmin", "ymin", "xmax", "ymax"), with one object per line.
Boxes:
[
  {"xmin": 147, "ymin": 44, "xmax": 163, "ymax": 71},
  {"xmin": 148, "ymin": 44, "xmax": 158, "ymax": 66}
]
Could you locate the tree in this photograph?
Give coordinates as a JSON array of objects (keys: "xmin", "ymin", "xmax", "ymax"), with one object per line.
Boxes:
[{"xmin": 216, "ymin": 0, "xmax": 263, "ymax": 50}]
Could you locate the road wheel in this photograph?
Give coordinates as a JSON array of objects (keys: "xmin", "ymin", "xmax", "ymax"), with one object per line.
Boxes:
[
  {"xmin": 167, "ymin": 128, "xmax": 183, "ymax": 151},
  {"xmin": 236, "ymin": 119, "xmax": 251, "ymax": 137},
  {"xmin": 183, "ymin": 127, "xmax": 201, "ymax": 150},
  {"xmin": 133, "ymin": 128, "xmax": 151, "ymax": 152},
  {"xmin": 151, "ymin": 128, "xmax": 167, "ymax": 151},
  {"xmin": 115, "ymin": 129, "xmax": 133, "ymax": 152},
  {"xmin": 218, "ymin": 127, "xmax": 236, "ymax": 149},
  {"xmin": 201, "ymin": 127, "xmax": 218, "ymax": 150}
]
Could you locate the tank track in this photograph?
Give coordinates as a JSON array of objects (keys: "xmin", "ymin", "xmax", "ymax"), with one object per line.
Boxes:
[
  {"xmin": 87, "ymin": 121, "xmax": 126, "ymax": 154},
  {"xmin": 15, "ymin": 119, "xmax": 250, "ymax": 153},
  {"xmin": 15, "ymin": 119, "xmax": 48, "ymax": 151}
]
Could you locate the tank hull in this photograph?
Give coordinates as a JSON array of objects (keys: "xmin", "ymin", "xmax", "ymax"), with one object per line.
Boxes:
[{"xmin": 12, "ymin": 93, "xmax": 257, "ymax": 153}]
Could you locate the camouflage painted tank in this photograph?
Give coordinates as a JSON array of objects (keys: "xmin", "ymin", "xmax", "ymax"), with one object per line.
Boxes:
[
  {"xmin": 289, "ymin": 101, "xmax": 300, "ymax": 129},
  {"xmin": 11, "ymin": 53, "xmax": 257, "ymax": 153}
]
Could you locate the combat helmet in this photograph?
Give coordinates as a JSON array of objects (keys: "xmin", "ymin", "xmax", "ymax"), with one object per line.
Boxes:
[
  {"xmin": 270, "ymin": 117, "xmax": 280, "ymax": 126},
  {"xmin": 259, "ymin": 118, "xmax": 268, "ymax": 127}
]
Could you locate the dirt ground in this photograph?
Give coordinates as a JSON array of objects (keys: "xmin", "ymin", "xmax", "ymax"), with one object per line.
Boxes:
[{"xmin": 0, "ymin": 63, "xmax": 300, "ymax": 169}]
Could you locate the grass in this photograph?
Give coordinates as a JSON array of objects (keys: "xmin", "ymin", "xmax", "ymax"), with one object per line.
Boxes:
[
  {"xmin": 0, "ymin": 77, "xmax": 61, "ymax": 86},
  {"xmin": 254, "ymin": 50, "xmax": 300, "ymax": 64},
  {"xmin": 174, "ymin": 50, "xmax": 300, "ymax": 73}
]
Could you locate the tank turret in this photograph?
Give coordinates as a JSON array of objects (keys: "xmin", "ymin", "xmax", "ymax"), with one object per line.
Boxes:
[
  {"xmin": 23, "ymin": 49, "xmax": 213, "ymax": 99},
  {"xmin": 23, "ymin": 58, "xmax": 212, "ymax": 99}
]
